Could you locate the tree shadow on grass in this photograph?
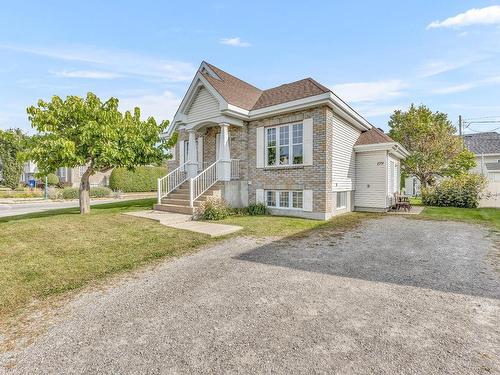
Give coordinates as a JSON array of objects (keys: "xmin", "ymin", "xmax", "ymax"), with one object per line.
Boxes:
[{"xmin": 234, "ymin": 216, "xmax": 500, "ymax": 300}]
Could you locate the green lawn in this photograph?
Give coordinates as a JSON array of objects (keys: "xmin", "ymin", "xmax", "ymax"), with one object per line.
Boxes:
[
  {"xmin": 221, "ymin": 212, "xmax": 376, "ymax": 237},
  {"xmin": 419, "ymin": 206, "xmax": 500, "ymax": 231},
  {"xmin": 0, "ymin": 200, "xmax": 374, "ymax": 322},
  {"xmin": 0, "ymin": 199, "xmax": 212, "ymax": 321}
]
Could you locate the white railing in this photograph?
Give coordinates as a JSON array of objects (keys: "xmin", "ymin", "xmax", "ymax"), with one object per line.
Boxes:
[
  {"xmin": 190, "ymin": 160, "xmax": 221, "ymax": 207},
  {"xmin": 230, "ymin": 159, "xmax": 240, "ymax": 180},
  {"xmin": 157, "ymin": 162, "xmax": 188, "ymax": 204}
]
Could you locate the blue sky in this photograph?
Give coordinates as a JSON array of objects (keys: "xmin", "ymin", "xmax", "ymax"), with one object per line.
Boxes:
[{"xmin": 1, "ymin": 1, "xmax": 500, "ymax": 134}]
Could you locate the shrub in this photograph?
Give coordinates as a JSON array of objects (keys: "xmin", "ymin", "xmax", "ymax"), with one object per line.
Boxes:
[
  {"xmin": 57, "ymin": 181, "xmax": 72, "ymax": 188},
  {"xmin": 0, "ymin": 189, "xmax": 44, "ymax": 198},
  {"xmin": 48, "ymin": 187, "xmax": 62, "ymax": 200},
  {"xmin": 247, "ymin": 202, "xmax": 269, "ymax": 216},
  {"xmin": 90, "ymin": 186, "xmax": 112, "ymax": 198},
  {"xmin": 109, "ymin": 166, "xmax": 166, "ymax": 192},
  {"xmin": 200, "ymin": 197, "xmax": 230, "ymax": 220},
  {"xmin": 421, "ymin": 173, "xmax": 487, "ymax": 208},
  {"xmin": 61, "ymin": 187, "xmax": 79, "ymax": 200},
  {"xmin": 46, "ymin": 173, "xmax": 59, "ymax": 186}
]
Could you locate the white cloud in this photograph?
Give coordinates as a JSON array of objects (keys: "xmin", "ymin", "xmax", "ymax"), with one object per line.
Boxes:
[
  {"xmin": 52, "ymin": 70, "xmax": 121, "ymax": 79},
  {"xmin": 431, "ymin": 83, "xmax": 476, "ymax": 94},
  {"xmin": 0, "ymin": 44, "xmax": 196, "ymax": 82},
  {"xmin": 427, "ymin": 5, "xmax": 500, "ymax": 29},
  {"xmin": 352, "ymin": 103, "xmax": 403, "ymax": 117},
  {"xmin": 431, "ymin": 75, "xmax": 500, "ymax": 95},
  {"xmin": 220, "ymin": 37, "xmax": 251, "ymax": 47},
  {"xmin": 418, "ymin": 60, "xmax": 470, "ymax": 78},
  {"xmin": 330, "ymin": 80, "xmax": 406, "ymax": 103},
  {"xmin": 118, "ymin": 91, "xmax": 181, "ymax": 122}
]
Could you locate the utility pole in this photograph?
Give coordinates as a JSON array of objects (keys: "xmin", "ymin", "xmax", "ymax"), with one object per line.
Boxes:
[{"xmin": 458, "ymin": 115, "xmax": 462, "ymax": 136}]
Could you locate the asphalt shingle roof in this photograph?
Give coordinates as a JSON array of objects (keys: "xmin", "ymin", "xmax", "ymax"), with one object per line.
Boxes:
[
  {"xmin": 355, "ymin": 127, "xmax": 395, "ymax": 146},
  {"xmin": 463, "ymin": 132, "xmax": 500, "ymax": 155},
  {"xmin": 201, "ymin": 62, "xmax": 330, "ymax": 111}
]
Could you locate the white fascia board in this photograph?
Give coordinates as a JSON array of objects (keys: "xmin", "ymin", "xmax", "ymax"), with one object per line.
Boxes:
[
  {"xmin": 328, "ymin": 93, "xmax": 372, "ymax": 131},
  {"xmin": 246, "ymin": 92, "xmax": 372, "ymax": 131},
  {"xmin": 248, "ymin": 93, "xmax": 331, "ymax": 119},
  {"xmin": 354, "ymin": 142, "xmax": 410, "ymax": 159}
]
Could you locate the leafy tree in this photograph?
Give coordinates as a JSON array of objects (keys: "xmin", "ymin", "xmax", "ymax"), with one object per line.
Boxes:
[
  {"xmin": 388, "ymin": 104, "xmax": 475, "ymax": 187},
  {"xmin": 0, "ymin": 128, "xmax": 28, "ymax": 189},
  {"xmin": 25, "ymin": 93, "xmax": 174, "ymax": 214},
  {"xmin": 442, "ymin": 148, "xmax": 476, "ymax": 177}
]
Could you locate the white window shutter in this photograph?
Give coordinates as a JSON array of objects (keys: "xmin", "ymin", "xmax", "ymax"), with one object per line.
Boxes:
[
  {"xmin": 197, "ymin": 137, "xmax": 203, "ymax": 167},
  {"xmin": 179, "ymin": 140, "xmax": 185, "ymax": 167},
  {"xmin": 256, "ymin": 127, "xmax": 264, "ymax": 168},
  {"xmin": 256, "ymin": 189, "xmax": 265, "ymax": 203},
  {"xmin": 303, "ymin": 118, "xmax": 313, "ymax": 166},
  {"xmin": 303, "ymin": 190, "xmax": 313, "ymax": 212}
]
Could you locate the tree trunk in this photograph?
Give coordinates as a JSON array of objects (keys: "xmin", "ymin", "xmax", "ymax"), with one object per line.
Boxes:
[{"xmin": 79, "ymin": 168, "xmax": 92, "ymax": 214}]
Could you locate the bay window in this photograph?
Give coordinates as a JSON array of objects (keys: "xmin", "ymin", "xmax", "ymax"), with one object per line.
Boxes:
[{"xmin": 266, "ymin": 123, "xmax": 303, "ymax": 167}]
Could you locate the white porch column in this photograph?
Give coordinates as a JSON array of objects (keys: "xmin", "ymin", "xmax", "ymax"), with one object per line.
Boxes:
[
  {"xmin": 218, "ymin": 123, "xmax": 231, "ymax": 181},
  {"xmin": 187, "ymin": 129, "xmax": 198, "ymax": 178}
]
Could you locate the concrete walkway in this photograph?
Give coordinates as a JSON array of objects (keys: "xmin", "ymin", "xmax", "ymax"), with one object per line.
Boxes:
[
  {"xmin": 386, "ymin": 206, "xmax": 424, "ymax": 215},
  {"xmin": 125, "ymin": 210, "xmax": 242, "ymax": 237}
]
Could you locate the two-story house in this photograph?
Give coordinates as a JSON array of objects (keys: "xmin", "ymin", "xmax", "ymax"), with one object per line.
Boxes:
[{"xmin": 156, "ymin": 62, "xmax": 408, "ymax": 220}]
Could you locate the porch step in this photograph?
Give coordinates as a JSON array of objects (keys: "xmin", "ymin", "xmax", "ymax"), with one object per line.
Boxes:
[
  {"xmin": 161, "ymin": 198, "xmax": 203, "ymax": 207},
  {"xmin": 156, "ymin": 181, "xmax": 223, "ymax": 215},
  {"xmin": 153, "ymin": 203, "xmax": 195, "ymax": 215}
]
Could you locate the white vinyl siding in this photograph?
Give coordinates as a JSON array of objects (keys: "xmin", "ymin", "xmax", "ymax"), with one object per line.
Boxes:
[
  {"xmin": 354, "ymin": 150, "xmax": 388, "ymax": 209},
  {"xmin": 332, "ymin": 116, "xmax": 360, "ymax": 191},
  {"xmin": 185, "ymin": 87, "xmax": 220, "ymax": 123},
  {"xmin": 387, "ymin": 155, "xmax": 399, "ymax": 195}
]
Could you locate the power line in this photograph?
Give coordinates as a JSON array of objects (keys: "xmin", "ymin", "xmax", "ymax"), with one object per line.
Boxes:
[{"xmin": 463, "ymin": 115, "xmax": 500, "ymax": 121}]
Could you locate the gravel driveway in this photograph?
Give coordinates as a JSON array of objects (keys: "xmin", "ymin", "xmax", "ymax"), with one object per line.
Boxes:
[{"xmin": 1, "ymin": 216, "xmax": 499, "ymax": 374}]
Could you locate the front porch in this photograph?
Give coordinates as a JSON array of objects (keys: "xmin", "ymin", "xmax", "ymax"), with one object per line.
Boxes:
[{"xmin": 156, "ymin": 122, "xmax": 244, "ymax": 215}]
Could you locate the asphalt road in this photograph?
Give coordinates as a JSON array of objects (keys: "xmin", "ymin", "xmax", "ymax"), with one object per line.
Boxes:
[{"xmin": 1, "ymin": 216, "xmax": 499, "ymax": 374}]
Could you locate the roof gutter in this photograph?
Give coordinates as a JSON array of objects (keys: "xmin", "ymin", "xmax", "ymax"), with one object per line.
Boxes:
[{"xmin": 354, "ymin": 142, "xmax": 410, "ymax": 159}]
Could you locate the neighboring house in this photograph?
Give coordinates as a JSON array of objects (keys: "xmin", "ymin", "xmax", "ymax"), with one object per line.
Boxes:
[
  {"xmin": 406, "ymin": 132, "xmax": 500, "ymax": 204},
  {"xmin": 463, "ymin": 132, "xmax": 500, "ymax": 206},
  {"xmin": 56, "ymin": 166, "xmax": 111, "ymax": 188},
  {"xmin": 20, "ymin": 160, "xmax": 38, "ymax": 184},
  {"xmin": 158, "ymin": 62, "xmax": 409, "ymax": 220}
]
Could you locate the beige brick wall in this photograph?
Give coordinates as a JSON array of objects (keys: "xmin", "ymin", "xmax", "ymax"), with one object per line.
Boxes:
[
  {"xmin": 247, "ymin": 105, "xmax": 333, "ymax": 215},
  {"xmin": 166, "ymin": 105, "xmax": 334, "ymax": 217}
]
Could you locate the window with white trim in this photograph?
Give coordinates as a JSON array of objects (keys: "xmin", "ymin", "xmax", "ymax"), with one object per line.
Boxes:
[
  {"xmin": 58, "ymin": 167, "xmax": 67, "ymax": 179},
  {"xmin": 266, "ymin": 123, "xmax": 303, "ymax": 166},
  {"xmin": 336, "ymin": 191, "xmax": 347, "ymax": 209},
  {"xmin": 265, "ymin": 190, "xmax": 303, "ymax": 209}
]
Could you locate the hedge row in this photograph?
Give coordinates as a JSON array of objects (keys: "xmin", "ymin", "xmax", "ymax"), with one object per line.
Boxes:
[
  {"xmin": 60, "ymin": 187, "xmax": 112, "ymax": 200},
  {"xmin": 109, "ymin": 166, "xmax": 167, "ymax": 192}
]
